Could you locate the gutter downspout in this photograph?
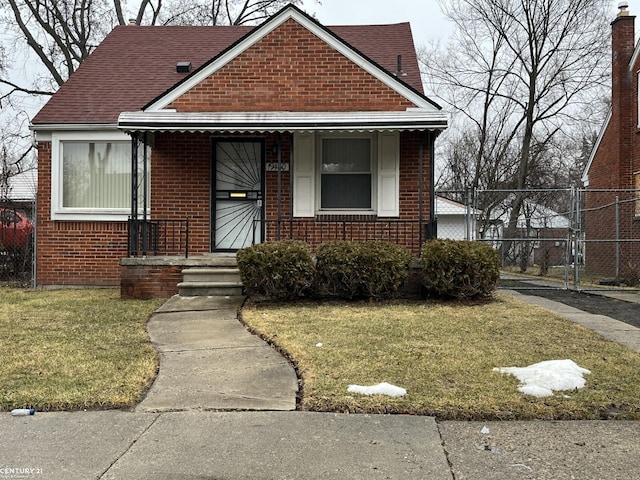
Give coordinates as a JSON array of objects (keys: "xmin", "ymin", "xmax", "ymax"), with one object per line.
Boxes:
[
  {"xmin": 429, "ymin": 131, "xmax": 437, "ymax": 240},
  {"xmin": 276, "ymin": 133, "xmax": 282, "ymax": 240},
  {"xmin": 418, "ymin": 132, "xmax": 424, "ymax": 249}
]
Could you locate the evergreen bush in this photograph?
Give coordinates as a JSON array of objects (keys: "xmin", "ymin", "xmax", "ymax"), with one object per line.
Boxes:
[
  {"xmin": 237, "ymin": 240, "xmax": 315, "ymax": 300},
  {"xmin": 420, "ymin": 239, "xmax": 499, "ymax": 299},
  {"xmin": 315, "ymin": 240, "xmax": 412, "ymax": 299}
]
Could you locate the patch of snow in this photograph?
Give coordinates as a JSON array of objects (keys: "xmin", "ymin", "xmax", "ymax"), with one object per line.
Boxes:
[
  {"xmin": 347, "ymin": 382, "xmax": 407, "ymax": 397},
  {"xmin": 493, "ymin": 359, "xmax": 591, "ymax": 398}
]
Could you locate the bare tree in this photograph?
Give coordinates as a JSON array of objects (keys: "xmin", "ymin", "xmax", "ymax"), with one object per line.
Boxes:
[
  {"xmin": 0, "ymin": 0, "xmax": 309, "ymax": 180},
  {"xmin": 424, "ymin": 0, "xmax": 610, "ymax": 267}
]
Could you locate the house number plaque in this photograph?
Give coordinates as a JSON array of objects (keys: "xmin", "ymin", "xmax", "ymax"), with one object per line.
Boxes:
[{"xmin": 266, "ymin": 162, "xmax": 290, "ymax": 172}]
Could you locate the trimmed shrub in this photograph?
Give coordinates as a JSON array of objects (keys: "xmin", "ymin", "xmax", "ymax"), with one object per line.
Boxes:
[
  {"xmin": 420, "ymin": 239, "xmax": 499, "ymax": 299},
  {"xmin": 237, "ymin": 240, "xmax": 315, "ymax": 300},
  {"xmin": 315, "ymin": 240, "xmax": 412, "ymax": 299}
]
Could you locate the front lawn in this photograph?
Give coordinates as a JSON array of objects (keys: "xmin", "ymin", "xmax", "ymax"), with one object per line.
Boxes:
[
  {"xmin": 241, "ymin": 294, "xmax": 640, "ymax": 420},
  {"xmin": 0, "ymin": 288, "xmax": 163, "ymax": 411}
]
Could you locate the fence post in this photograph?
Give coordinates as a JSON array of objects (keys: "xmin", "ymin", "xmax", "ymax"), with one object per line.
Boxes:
[
  {"xmin": 465, "ymin": 187, "xmax": 472, "ymax": 241},
  {"xmin": 572, "ymin": 186, "xmax": 581, "ymax": 291},
  {"xmin": 615, "ymin": 195, "xmax": 620, "ymax": 280},
  {"xmin": 566, "ymin": 186, "xmax": 575, "ymax": 290}
]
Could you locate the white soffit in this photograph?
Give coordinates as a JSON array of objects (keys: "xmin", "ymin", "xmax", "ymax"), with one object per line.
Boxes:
[
  {"xmin": 144, "ymin": 6, "xmax": 438, "ymax": 112},
  {"xmin": 117, "ymin": 110, "xmax": 448, "ymax": 133}
]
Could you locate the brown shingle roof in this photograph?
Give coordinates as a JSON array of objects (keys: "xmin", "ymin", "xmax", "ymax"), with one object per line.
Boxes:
[{"xmin": 32, "ymin": 21, "xmax": 425, "ymax": 125}]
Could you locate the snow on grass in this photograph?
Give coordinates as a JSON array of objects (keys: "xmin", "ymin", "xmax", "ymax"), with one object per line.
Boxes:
[
  {"xmin": 494, "ymin": 359, "xmax": 591, "ymax": 398},
  {"xmin": 347, "ymin": 382, "xmax": 407, "ymax": 397}
]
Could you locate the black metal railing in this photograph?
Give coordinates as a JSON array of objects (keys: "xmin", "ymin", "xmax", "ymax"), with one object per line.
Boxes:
[
  {"xmin": 128, "ymin": 218, "xmax": 189, "ymax": 257},
  {"xmin": 255, "ymin": 219, "xmax": 426, "ymax": 255}
]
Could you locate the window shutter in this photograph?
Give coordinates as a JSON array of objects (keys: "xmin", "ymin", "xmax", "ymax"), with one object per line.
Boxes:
[
  {"xmin": 293, "ymin": 132, "xmax": 315, "ymax": 217},
  {"xmin": 377, "ymin": 132, "xmax": 400, "ymax": 217}
]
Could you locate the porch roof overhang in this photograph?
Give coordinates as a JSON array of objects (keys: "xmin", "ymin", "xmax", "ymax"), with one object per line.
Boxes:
[{"xmin": 117, "ymin": 109, "xmax": 448, "ymax": 133}]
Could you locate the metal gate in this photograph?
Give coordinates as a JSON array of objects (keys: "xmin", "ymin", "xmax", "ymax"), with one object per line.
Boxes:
[{"xmin": 435, "ymin": 188, "xmax": 640, "ymax": 292}]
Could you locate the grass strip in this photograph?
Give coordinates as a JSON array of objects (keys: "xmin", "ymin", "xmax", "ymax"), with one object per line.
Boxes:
[
  {"xmin": 0, "ymin": 288, "xmax": 162, "ymax": 411},
  {"xmin": 241, "ymin": 294, "xmax": 640, "ymax": 420}
]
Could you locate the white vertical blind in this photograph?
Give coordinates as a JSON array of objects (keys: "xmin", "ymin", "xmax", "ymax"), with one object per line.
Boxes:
[{"xmin": 62, "ymin": 141, "xmax": 131, "ymax": 208}]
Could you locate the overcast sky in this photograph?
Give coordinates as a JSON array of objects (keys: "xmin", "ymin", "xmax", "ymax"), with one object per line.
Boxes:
[
  {"xmin": 301, "ymin": 0, "xmax": 454, "ymax": 47},
  {"xmin": 303, "ymin": 0, "xmax": 626, "ymax": 47}
]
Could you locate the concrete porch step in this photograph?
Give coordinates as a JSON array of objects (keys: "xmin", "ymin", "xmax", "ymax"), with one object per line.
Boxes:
[
  {"xmin": 182, "ymin": 268, "xmax": 241, "ymax": 284},
  {"xmin": 177, "ymin": 281, "xmax": 244, "ymax": 297},
  {"xmin": 178, "ymin": 266, "xmax": 244, "ymax": 297}
]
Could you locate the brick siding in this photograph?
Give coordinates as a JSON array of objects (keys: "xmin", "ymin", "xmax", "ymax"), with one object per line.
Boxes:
[
  {"xmin": 35, "ymin": 143, "xmax": 127, "ymax": 286},
  {"xmin": 586, "ymin": 13, "xmax": 640, "ymax": 276},
  {"xmin": 169, "ymin": 19, "xmax": 415, "ymax": 113}
]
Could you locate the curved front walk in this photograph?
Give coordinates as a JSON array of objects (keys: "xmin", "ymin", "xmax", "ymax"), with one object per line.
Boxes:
[{"xmin": 135, "ymin": 295, "xmax": 298, "ymax": 412}]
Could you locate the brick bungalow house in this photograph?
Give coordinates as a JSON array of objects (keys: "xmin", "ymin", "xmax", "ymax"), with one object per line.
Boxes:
[
  {"xmin": 582, "ymin": 2, "xmax": 640, "ymax": 278},
  {"xmin": 31, "ymin": 4, "xmax": 447, "ymax": 298}
]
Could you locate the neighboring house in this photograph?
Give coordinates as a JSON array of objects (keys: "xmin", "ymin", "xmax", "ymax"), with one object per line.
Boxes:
[
  {"xmin": 30, "ymin": 4, "xmax": 447, "ymax": 297},
  {"xmin": 435, "ymin": 196, "xmax": 479, "ymax": 241},
  {"xmin": 1, "ymin": 169, "xmax": 37, "ymax": 217},
  {"xmin": 582, "ymin": 3, "xmax": 640, "ymax": 277}
]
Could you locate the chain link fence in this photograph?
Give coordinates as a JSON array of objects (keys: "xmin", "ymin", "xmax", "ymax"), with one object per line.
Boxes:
[
  {"xmin": 436, "ymin": 188, "xmax": 640, "ymax": 292},
  {"xmin": 0, "ymin": 199, "xmax": 35, "ymax": 287}
]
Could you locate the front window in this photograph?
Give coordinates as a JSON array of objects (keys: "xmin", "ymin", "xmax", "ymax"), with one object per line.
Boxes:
[
  {"xmin": 51, "ymin": 131, "xmax": 148, "ymax": 221},
  {"xmin": 62, "ymin": 141, "xmax": 130, "ymax": 208},
  {"xmin": 320, "ymin": 136, "xmax": 373, "ymax": 210}
]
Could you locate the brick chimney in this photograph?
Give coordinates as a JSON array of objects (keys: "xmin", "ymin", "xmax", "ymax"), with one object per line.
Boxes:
[
  {"xmin": 612, "ymin": 3, "xmax": 635, "ymax": 100},
  {"xmin": 611, "ymin": 2, "xmax": 635, "ymax": 186}
]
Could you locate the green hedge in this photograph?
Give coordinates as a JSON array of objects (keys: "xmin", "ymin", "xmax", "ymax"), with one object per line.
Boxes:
[
  {"xmin": 237, "ymin": 240, "xmax": 315, "ymax": 300},
  {"xmin": 420, "ymin": 239, "xmax": 499, "ymax": 299},
  {"xmin": 315, "ymin": 240, "xmax": 412, "ymax": 299}
]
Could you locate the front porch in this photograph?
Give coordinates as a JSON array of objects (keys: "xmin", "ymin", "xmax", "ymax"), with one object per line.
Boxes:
[
  {"xmin": 120, "ymin": 253, "xmax": 238, "ymax": 300},
  {"xmin": 122, "ymin": 216, "xmax": 435, "ymax": 299}
]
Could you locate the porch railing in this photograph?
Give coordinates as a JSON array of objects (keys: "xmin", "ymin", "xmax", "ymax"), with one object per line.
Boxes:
[
  {"xmin": 254, "ymin": 219, "xmax": 430, "ymax": 255},
  {"xmin": 128, "ymin": 218, "xmax": 189, "ymax": 257}
]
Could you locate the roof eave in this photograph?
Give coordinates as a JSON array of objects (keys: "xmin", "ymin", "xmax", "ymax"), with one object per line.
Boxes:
[
  {"xmin": 30, "ymin": 122, "xmax": 119, "ymax": 132},
  {"xmin": 581, "ymin": 108, "xmax": 612, "ymax": 187}
]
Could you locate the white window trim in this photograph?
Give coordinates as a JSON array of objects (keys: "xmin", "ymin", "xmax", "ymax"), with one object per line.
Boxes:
[
  {"xmin": 315, "ymin": 132, "xmax": 378, "ymax": 216},
  {"xmin": 51, "ymin": 130, "xmax": 145, "ymax": 221}
]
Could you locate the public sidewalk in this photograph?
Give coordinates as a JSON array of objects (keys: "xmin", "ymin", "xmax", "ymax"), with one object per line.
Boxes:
[{"xmin": 2, "ymin": 293, "xmax": 640, "ymax": 479}]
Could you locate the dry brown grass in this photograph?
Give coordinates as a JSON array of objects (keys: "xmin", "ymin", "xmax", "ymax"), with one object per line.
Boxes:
[
  {"xmin": 0, "ymin": 288, "xmax": 163, "ymax": 411},
  {"xmin": 242, "ymin": 294, "xmax": 640, "ymax": 420}
]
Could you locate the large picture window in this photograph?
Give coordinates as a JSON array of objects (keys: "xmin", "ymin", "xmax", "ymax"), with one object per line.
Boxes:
[
  {"xmin": 51, "ymin": 131, "xmax": 148, "ymax": 221},
  {"xmin": 62, "ymin": 141, "xmax": 130, "ymax": 208},
  {"xmin": 320, "ymin": 137, "xmax": 372, "ymax": 210}
]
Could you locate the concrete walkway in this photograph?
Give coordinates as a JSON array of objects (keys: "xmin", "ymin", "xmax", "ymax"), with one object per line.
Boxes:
[
  {"xmin": 136, "ymin": 295, "xmax": 298, "ymax": 412},
  {"xmin": 3, "ymin": 292, "xmax": 640, "ymax": 479},
  {"xmin": 505, "ymin": 289, "xmax": 640, "ymax": 352}
]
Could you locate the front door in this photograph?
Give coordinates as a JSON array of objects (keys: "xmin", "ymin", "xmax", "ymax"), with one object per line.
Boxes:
[{"xmin": 213, "ymin": 139, "xmax": 264, "ymax": 251}]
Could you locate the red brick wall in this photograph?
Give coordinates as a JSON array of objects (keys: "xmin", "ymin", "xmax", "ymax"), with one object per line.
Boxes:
[
  {"xmin": 120, "ymin": 264, "xmax": 182, "ymax": 299},
  {"xmin": 37, "ymin": 129, "xmax": 433, "ymax": 287},
  {"xmin": 169, "ymin": 19, "xmax": 416, "ymax": 113},
  {"xmin": 35, "ymin": 142, "xmax": 127, "ymax": 286},
  {"xmin": 262, "ymin": 130, "xmax": 432, "ymax": 254},
  {"xmin": 586, "ymin": 14, "xmax": 640, "ymax": 277}
]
